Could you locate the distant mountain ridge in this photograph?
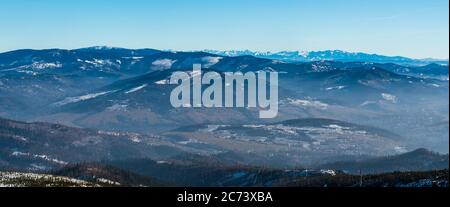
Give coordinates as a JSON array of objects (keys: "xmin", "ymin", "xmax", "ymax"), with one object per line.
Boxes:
[
  {"xmin": 320, "ymin": 148, "xmax": 449, "ymax": 174},
  {"xmin": 2, "ymin": 46, "xmax": 447, "ymax": 66},
  {"xmin": 203, "ymin": 49, "xmax": 449, "ymax": 66}
]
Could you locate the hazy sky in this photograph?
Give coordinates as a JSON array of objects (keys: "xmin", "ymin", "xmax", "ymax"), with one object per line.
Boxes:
[{"xmin": 0, "ymin": 0, "xmax": 448, "ymax": 59}]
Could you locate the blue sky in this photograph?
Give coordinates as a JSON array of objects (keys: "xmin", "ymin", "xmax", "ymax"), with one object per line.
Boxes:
[{"xmin": 0, "ymin": 0, "xmax": 448, "ymax": 59}]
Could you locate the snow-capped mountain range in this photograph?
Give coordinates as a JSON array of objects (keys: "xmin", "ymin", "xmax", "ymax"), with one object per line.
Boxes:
[{"xmin": 203, "ymin": 49, "xmax": 449, "ymax": 66}]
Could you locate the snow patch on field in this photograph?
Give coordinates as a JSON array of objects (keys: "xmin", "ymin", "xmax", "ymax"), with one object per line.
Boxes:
[
  {"xmin": 326, "ymin": 124, "xmax": 350, "ymax": 134},
  {"xmin": 11, "ymin": 151, "xmax": 68, "ymax": 165},
  {"xmin": 199, "ymin": 125, "xmax": 230, "ymax": 132},
  {"xmin": 320, "ymin": 169, "xmax": 336, "ymax": 176},
  {"xmin": 84, "ymin": 59, "xmax": 116, "ymax": 67},
  {"xmin": 26, "ymin": 62, "xmax": 62, "ymax": 70},
  {"xmin": 96, "ymin": 178, "xmax": 120, "ymax": 186},
  {"xmin": 53, "ymin": 90, "xmax": 118, "ymax": 106},
  {"xmin": 125, "ymin": 84, "xmax": 147, "ymax": 94},
  {"xmin": 360, "ymin": 101, "xmax": 377, "ymax": 106},
  {"xmin": 122, "ymin": 56, "xmax": 144, "ymax": 60},
  {"xmin": 201, "ymin": 56, "xmax": 222, "ymax": 68},
  {"xmin": 107, "ymin": 104, "xmax": 128, "ymax": 111},
  {"xmin": 152, "ymin": 59, "xmax": 176, "ymax": 70},
  {"xmin": 428, "ymin": 83, "xmax": 440, "ymax": 88},
  {"xmin": 394, "ymin": 146, "xmax": 408, "ymax": 153},
  {"xmin": 155, "ymin": 79, "xmax": 169, "ymax": 85},
  {"xmin": 381, "ymin": 93, "xmax": 397, "ymax": 103},
  {"xmin": 287, "ymin": 98, "xmax": 328, "ymax": 109},
  {"xmin": 325, "ymin": 86, "xmax": 345, "ymax": 91}
]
